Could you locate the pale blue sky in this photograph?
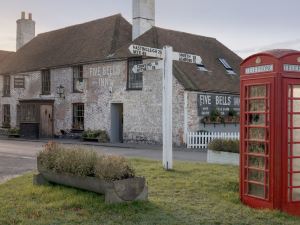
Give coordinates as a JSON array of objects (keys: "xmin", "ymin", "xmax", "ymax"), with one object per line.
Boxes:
[{"xmin": 0, "ymin": 0, "xmax": 299, "ymax": 58}]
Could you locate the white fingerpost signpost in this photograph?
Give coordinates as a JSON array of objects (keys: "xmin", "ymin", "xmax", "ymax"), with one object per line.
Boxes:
[{"xmin": 129, "ymin": 44, "xmax": 202, "ymax": 170}]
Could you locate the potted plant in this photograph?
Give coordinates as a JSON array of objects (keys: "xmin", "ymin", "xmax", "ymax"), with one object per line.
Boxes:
[
  {"xmin": 8, "ymin": 128, "xmax": 20, "ymax": 138},
  {"xmin": 207, "ymin": 139, "xmax": 239, "ymax": 165},
  {"xmin": 81, "ymin": 129, "xmax": 110, "ymax": 143},
  {"xmin": 34, "ymin": 142, "xmax": 148, "ymax": 204}
]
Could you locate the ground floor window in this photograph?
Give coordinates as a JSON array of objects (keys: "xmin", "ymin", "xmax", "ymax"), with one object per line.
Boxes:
[
  {"xmin": 3, "ymin": 104, "xmax": 10, "ymax": 128},
  {"xmin": 73, "ymin": 103, "xmax": 84, "ymax": 130}
]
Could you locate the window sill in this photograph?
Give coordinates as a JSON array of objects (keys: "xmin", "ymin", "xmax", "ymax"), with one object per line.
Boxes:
[{"xmin": 126, "ymin": 88, "xmax": 143, "ymax": 91}]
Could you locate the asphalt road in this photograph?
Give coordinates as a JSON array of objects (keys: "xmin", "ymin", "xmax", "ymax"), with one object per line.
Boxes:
[{"xmin": 0, "ymin": 139, "xmax": 207, "ymax": 184}]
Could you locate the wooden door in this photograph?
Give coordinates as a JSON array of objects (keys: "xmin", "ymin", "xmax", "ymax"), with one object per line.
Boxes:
[{"xmin": 40, "ymin": 105, "xmax": 53, "ymax": 138}]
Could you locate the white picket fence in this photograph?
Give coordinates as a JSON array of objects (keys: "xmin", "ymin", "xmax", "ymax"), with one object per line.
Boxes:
[{"xmin": 186, "ymin": 132, "xmax": 240, "ymax": 149}]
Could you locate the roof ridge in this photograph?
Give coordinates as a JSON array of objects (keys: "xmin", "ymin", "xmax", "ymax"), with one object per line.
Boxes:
[
  {"xmin": 37, "ymin": 13, "xmax": 123, "ymax": 37},
  {"xmin": 152, "ymin": 26, "xmax": 216, "ymax": 40}
]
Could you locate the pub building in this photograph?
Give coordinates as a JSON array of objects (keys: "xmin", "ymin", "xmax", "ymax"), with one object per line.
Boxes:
[{"xmin": 0, "ymin": 0, "xmax": 241, "ymax": 145}]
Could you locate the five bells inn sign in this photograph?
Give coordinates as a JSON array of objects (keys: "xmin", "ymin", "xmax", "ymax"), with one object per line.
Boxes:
[{"xmin": 129, "ymin": 44, "xmax": 203, "ymax": 170}]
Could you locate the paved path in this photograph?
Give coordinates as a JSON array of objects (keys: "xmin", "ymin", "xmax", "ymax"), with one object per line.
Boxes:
[{"xmin": 0, "ymin": 139, "xmax": 207, "ymax": 183}]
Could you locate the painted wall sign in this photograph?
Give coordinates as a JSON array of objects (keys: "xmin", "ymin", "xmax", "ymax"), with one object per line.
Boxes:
[
  {"xmin": 14, "ymin": 77, "xmax": 25, "ymax": 88},
  {"xmin": 89, "ymin": 65, "xmax": 121, "ymax": 77},
  {"xmin": 197, "ymin": 93, "xmax": 240, "ymax": 116},
  {"xmin": 245, "ymin": 64, "xmax": 274, "ymax": 74},
  {"xmin": 283, "ymin": 64, "xmax": 300, "ymax": 72}
]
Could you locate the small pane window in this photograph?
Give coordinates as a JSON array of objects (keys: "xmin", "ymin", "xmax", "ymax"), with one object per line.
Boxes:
[
  {"xmin": 3, "ymin": 76, "xmax": 10, "ymax": 97},
  {"xmin": 41, "ymin": 70, "xmax": 51, "ymax": 95},
  {"xmin": 73, "ymin": 103, "xmax": 84, "ymax": 130},
  {"xmin": 127, "ymin": 58, "xmax": 143, "ymax": 90},
  {"xmin": 73, "ymin": 65, "xmax": 84, "ymax": 93},
  {"xmin": 3, "ymin": 104, "xmax": 10, "ymax": 128},
  {"xmin": 219, "ymin": 58, "xmax": 236, "ymax": 75}
]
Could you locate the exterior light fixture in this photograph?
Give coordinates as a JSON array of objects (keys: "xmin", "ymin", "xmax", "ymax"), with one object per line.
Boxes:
[{"xmin": 56, "ymin": 85, "xmax": 65, "ymax": 99}]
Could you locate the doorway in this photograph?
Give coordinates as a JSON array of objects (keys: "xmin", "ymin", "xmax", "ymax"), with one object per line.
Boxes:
[
  {"xmin": 111, "ymin": 103, "xmax": 123, "ymax": 143},
  {"xmin": 40, "ymin": 105, "xmax": 53, "ymax": 138}
]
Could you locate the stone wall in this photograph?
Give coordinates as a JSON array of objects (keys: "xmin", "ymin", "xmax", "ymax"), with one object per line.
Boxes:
[{"xmin": 0, "ymin": 59, "xmax": 186, "ymax": 146}]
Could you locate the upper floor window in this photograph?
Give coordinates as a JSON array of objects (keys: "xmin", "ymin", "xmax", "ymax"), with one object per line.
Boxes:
[
  {"xmin": 197, "ymin": 63, "xmax": 208, "ymax": 72},
  {"xmin": 127, "ymin": 58, "xmax": 143, "ymax": 90},
  {"xmin": 73, "ymin": 65, "xmax": 84, "ymax": 93},
  {"xmin": 3, "ymin": 75, "xmax": 10, "ymax": 97},
  {"xmin": 41, "ymin": 70, "xmax": 51, "ymax": 95},
  {"xmin": 219, "ymin": 58, "xmax": 236, "ymax": 75},
  {"xmin": 2, "ymin": 104, "xmax": 10, "ymax": 128}
]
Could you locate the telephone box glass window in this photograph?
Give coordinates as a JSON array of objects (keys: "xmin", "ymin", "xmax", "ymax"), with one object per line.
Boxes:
[
  {"xmin": 73, "ymin": 66, "xmax": 83, "ymax": 93},
  {"xmin": 73, "ymin": 103, "xmax": 84, "ymax": 130},
  {"xmin": 127, "ymin": 58, "xmax": 143, "ymax": 90},
  {"xmin": 42, "ymin": 70, "xmax": 51, "ymax": 95},
  {"xmin": 3, "ymin": 75, "xmax": 10, "ymax": 96},
  {"xmin": 287, "ymin": 85, "xmax": 300, "ymax": 201},
  {"xmin": 219, "ymin": 58, "xmax": 236, "ymax": 75},
  {"xmin": 243, "ymin": 84, "xmax": 270, "ymax": 199},
  {"xmin": 3, "ymin": 104, "xmax": 10, "ymax": 128}
]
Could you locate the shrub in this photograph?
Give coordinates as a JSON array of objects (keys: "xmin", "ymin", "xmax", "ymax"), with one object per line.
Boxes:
[
  {"xmin": 208, "ymin": 139, "xmax": 239, "ymax": 153},
  {"xmin": 37, "ymin": 142, "xmax": 135, "ymax": 181},
  {"xmin": 95, "ymin": 155, "xmax": 135, "ymax": 181},
  {"xmin": 81, "ymin": 129, "xmax": 110, "ymax": 143},
  {"xmin": 8, "ymin": 128, "xmax": 20, "ymax": 135}
]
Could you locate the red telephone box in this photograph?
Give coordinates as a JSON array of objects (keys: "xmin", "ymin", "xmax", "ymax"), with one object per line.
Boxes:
[{"xmin": 240, "ymin": 49, "xmax": 300, "ymax": 216}]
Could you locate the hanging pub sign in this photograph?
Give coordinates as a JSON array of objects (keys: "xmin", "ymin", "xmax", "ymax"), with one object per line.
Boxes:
[
  {"xmin": 14, "ymin": 77, "xmax": 25, "ymax": 88},
  {"xmin": 197, "ymin": 93, "xmax": 240, "ymax": 116}
]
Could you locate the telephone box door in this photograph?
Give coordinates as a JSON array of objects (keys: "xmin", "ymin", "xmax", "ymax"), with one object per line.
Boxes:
[
  {"xmin": 282, "ymin": 79, "xmax": 300, "ymax": 214},
  {"xmin": 240, "ymin": 78, "xmax": 274, "ymax": 208}
]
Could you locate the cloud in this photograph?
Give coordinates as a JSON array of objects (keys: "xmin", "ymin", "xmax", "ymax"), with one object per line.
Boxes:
[{"xmin": 235, "ymin": 39, "xmax": 300, "ymax": 58}]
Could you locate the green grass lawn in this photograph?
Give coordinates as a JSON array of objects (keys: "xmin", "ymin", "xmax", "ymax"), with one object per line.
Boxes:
[{"xmin": 1, "ymin": 159, "xmax": 300, "ymax": 225}]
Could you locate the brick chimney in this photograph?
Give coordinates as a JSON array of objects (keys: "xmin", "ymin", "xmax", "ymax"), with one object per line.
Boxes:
[
  {"xmin": 132, "ymin": 0, "xmax": 155, "ymax": 40},
  {"xmin": 16, "ymin": 12, "xmax": 35, "ymax": 51}
]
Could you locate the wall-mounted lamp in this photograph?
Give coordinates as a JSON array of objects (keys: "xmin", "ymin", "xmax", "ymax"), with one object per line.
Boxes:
[{"xmin": 56, "ymin": 85, "xmax": 65, "ymax": 99}]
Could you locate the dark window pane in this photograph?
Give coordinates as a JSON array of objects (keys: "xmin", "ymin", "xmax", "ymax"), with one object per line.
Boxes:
[
  {"xmin": 3, "ymin": 76, "xmax": 10, "ymax": 96},
  {"xmin": 73, "ymin": 103, "xmax": 84, "ymax": 130},
  {"xmin": 127, "ymin": 58, "xmax": 143, "ymax": 90},
  {"xmin": 3, "ymin": 104, "xmax": 10, "ymax": 128},
  {"xmin": 42, "ymin": 70, "xmax": 51, "ymax": 95}
]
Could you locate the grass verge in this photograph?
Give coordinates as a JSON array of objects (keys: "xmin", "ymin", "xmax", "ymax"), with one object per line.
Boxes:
[{"xmin": 0, "ymin": 159, "xmax": 299, "ymax": 225}]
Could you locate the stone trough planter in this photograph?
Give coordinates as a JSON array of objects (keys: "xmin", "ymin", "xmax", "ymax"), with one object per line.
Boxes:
[
  {"xmin": 207, "ymin": 149, "xmax": 239, "ymax": 166},
  {"xmin": 34, "ymin": 165, "xmax": 148, "ymax": 204}
]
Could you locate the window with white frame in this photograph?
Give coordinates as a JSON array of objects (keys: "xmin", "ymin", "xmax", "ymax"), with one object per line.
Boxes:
[{"xmin": 73, "ymin": 65, "xmax": 84, "ymax": 93}]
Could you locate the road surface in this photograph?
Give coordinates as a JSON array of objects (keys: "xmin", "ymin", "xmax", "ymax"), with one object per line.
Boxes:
[{"xmin": 0, "ymin": 139, "xmax": 207, "ymax": 183}]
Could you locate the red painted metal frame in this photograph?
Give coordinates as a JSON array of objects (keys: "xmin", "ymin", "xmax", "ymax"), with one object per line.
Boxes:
[
  {"xmin": 282, "ymin": 79, "xmax": 300, "ymax": 216},
  {"xmin": 240, "ymin": 50, "xmax": 300, "ymax": 216}
]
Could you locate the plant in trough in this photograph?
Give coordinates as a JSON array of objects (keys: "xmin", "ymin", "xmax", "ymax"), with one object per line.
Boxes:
[
  {"xmin": 37, "ymin": 142, "xmax": 135, "ymax": 180},
  {"xmin": 208, "ymin": 139, "xmax": 239, "ymax": 153}
]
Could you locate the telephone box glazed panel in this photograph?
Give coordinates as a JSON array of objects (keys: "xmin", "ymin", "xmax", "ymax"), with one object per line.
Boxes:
[{"xmin": 240, "ymin": 49, "xmax": 300, "ymax": 216}]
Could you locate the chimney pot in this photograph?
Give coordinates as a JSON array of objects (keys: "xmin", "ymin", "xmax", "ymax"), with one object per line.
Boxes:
[
  {"xmin": 28, "ymin": 13, "xmax": 32, "ymax": 20},
  {"xmin": 21, "ymin": 11, "xmax": 25, "ymax": 19}
]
